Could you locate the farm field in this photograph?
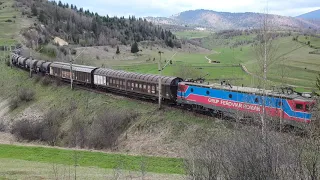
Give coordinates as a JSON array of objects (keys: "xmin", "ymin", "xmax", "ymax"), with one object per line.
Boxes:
[
  {"xmin": 62, "ymin": 32, "xmax": 320, "ymax": 92},
  {"xmin": 174, "ymin": 30, "xmax": 212, "ymax": 39}
]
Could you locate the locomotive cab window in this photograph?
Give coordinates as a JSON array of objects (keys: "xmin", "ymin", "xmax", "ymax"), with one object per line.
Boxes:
[
  {"xmin": 191, "ymin": 88, "xmax": 194, "ymax": 93},
  {"xmin": 296, "ymin": 104, "xmax": 303, "ymax": 110},
  {"xmin": 206, "ymin": 90, "xmax": 210, "ymax": 95},
  {"xmin": 229, "ymin": 94, "xmax": 232, "ymax": 99}
]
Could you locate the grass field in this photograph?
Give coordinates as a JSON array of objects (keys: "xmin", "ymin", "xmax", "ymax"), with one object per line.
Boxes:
[
  {"xmin": 297, "ymin": 35, "xmax": 320, "ymax": 49},
  {"xmin": 0, "ymin": 159, "xmax": 183, "ymax": 180},
  {"xmin": 174, "ymin": 30, "xmax": 212, "ymax": 39},
  {"xmin": 0, "ymin": 0, "xmax": 20, "ymax": 46},
  {"xmin": 205, "ymin": 35, "xmax": 320, "ymax": 90},
  {"xmin": 0, "ymin": 144, "xmax": 184, "ymax": 175}
]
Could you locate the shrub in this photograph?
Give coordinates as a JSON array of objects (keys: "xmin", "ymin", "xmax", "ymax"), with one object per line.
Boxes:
[
  {"xmin": 59, "ymin": 46, "xmax": 67, "ymax": 56},
  {"xmin": 9, "ymin": 98, "xmax": 19, "ymax": 110},
  {"xmin": 41, "ymin": 76, "xmax": 52, "ymax": 86},
  {"xmin": 54, "ymin": 78, "xmax": 61, "ymax": 86},
  {"xmin": 0, "ymin": 121, "xmax": 6, "ymax": 132},
  {"xmin": 41, "ymin": 110, "xmax": 64, "ymax": 146},
  {"xmin": 5, "ymin": 19, "xmax": 12, "ymax": 23},
  {"xmin": 5, "ymin": 60, "xmax": 10, "ymax": 66},
  {"xmin": 34, "ymin": 75, "xmax": 42, "ymax": 83},
  {"xmin": 131, "ymin": 42, "xmax": 139, "ymax": 53},
  {"xmin": 18, "ymin": 88, "xmax": 35, "ymax": 102},
  {"xmin": 184, "ymin": 129, "xmax": 320, "ymax": 180},
  {"xmin": 71, "ymin": 49, "xmax": 77, "ymax": 55},
  {"xmin": 11, "ymin": 119, "xmax": 42, "ymax": 141},
  {"xmin": 67, "ymin": 117, "xmax": 88, "ymax": 148},
  {"xmin": 116, "ymin": 46, "xmax": 120, "ymax": 54},
  {"xmin": 40, "ymin": 44, "xmax": 58, "ymax": 58},
  {"xmin": 87, "ymin": 110, "xmax": 138, "ymax": 149}
]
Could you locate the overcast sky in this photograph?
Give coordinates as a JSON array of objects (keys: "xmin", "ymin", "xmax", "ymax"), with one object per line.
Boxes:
[{"xmin": 61, "ymin": 0, "xmax": 320, "ymax": 17}]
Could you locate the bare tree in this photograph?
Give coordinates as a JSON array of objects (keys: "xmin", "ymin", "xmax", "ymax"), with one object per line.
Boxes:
[
  {"xmin": 254, "ymin": 8, "xmax": 279, "ymax": 138},
  {"xmin": 184, "ymin": 128, "xmax": 320, "ymax": 180}
]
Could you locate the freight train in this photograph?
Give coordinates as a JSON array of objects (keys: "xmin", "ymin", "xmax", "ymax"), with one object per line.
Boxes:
[{"xmin": 10, "ymin": 54, "xmax": 315, "ymax": 127}]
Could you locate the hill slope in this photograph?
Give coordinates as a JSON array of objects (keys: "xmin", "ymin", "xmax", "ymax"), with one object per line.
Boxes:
[
  {"xmin": 146, "ymin": 9, "xmax": 320, "ymax": 30},
  {"xmin": 297, "ymin": 9, "xmax": 320, "ymax": 19},
  {"xmin": 16, "ymin": 0, "xmax": 179, "ymax": 48}
]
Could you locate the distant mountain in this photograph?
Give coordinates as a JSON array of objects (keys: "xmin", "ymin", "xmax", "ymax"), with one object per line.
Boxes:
[
  {"xmin": 297, "ymin": 9, "xmax": 320, "ymax": 19},
  {"xmin": 146, "ymin": 9, "xmax": 320, "ymax": 30}
]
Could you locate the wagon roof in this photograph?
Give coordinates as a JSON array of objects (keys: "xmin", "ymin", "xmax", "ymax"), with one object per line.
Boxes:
[
  {"xmin": 94, "ymin": 68, "xmax": 181, "ymax": 85},
  {"xmin": 51, "ymin": 62, "xmax": 97, "ymax": 73}
]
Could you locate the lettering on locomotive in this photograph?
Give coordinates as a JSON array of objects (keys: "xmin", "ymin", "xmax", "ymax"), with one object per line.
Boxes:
[{"xmin": 208, "ymin": 98, "xmax": 261, "ymax": 112}]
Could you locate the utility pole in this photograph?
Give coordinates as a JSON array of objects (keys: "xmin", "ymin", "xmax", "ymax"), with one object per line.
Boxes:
[
  {"xmin": 29, "ymin": 51, "xmax": 32, "ymax": 78},
  {"xmin": 4, "ymin": 45, "xmax": 6, "ymax": 62},
  {"xmin": 9, "ymin": 45, "xmax": 12, "ymax": 68},
  {"xmin": 158, "ymin": 51, "xmax": 164, "ymax": 109},
  {"xmin": 69, "ymin": 49, "xmax": 73, "ymax": 90},
  {"xmin": 157, "ymin": 52, "xmax": 176, "ymax": 109},
  {"xmin": 68, "ymin": 48, "xmax": 86, "ymax": 90}
]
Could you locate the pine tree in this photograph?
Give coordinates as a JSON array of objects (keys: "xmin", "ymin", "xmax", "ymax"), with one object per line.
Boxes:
[
  {"xmin": 317, "ymin": 74, "xmax": 320, "ymax": 90},
  {"xmin": 116, "ymin": 46, "xmax": 120, "ymax": 54},
  {"xmin": 131, "ymin": 42, "xmax": 139, "ymax": 53},
  {"xmin": 31, "ymin": 4, "xmax": 38, "ymax": 16},
  {"xmin": 58, "ymin": 1, "xmax": 63, "ymax": 7},
  {"xmin": 38, "ymin": 10, "xmax": 46, "ymax": 24}
]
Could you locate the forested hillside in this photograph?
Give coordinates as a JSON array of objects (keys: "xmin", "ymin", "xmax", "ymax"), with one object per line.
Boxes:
[{"xmin": 16, "ymin": 0, "xmax": 180, "ymax": 48}]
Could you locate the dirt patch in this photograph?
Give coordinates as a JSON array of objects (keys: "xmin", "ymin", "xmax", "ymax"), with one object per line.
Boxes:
[
  {"xmin": 0, "ymin": 99, "xmax": 9, "ymax": 118},
  {"xmin": 179, "ymin": 42, "xmax": 212, "ymax": 54},
  {"xmin": 0, "ymin": 132, "xmax": 15, "ymax": 144},
  {"xmin": 117, "ymin": 131, "xmax": 185, "ymax": 158},
  {"xmin": 53, "ymin": 37, "xmax": 68, "ymax": 46}
]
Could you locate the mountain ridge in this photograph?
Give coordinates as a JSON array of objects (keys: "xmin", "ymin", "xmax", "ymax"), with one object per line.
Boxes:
[
  {"xmin": 146, "ymin": 9, "xmax": 320, "ymax": 30},
  {"xmin": 296, "ymin": 9, "xmax": 320, "ymax": 19}
]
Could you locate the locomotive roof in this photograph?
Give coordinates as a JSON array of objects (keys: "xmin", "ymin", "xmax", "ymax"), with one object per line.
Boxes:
[{"xmin": 182, "ymin": 82, "xmax": 314, "ymax": 101}]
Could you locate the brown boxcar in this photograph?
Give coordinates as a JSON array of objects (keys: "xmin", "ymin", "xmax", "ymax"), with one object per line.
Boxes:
[
  {"xmin": 50, "ymin": 62, "xmax": 97, "ymax": 85},
  {"xmin": 94, "ymin": 68, "xmax": 182, "ymax": 101}
]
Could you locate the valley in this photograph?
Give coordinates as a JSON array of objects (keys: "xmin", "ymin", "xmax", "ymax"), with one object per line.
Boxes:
[{"xmin": 0, "ymin": 0, "xmax": 320, "ymax": 179}]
